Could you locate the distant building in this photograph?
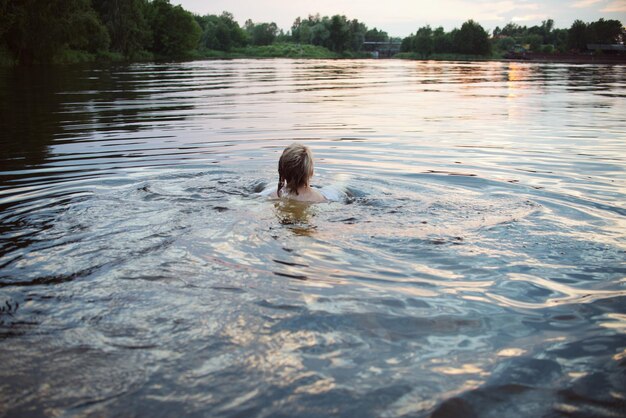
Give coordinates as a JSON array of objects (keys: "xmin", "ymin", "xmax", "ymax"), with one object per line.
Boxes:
[{"xmin": 587, "ymin": 44, "xmax": 626, "ymax": 53}]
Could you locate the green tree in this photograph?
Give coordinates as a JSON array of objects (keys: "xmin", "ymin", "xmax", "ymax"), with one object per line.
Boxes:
[
  {"xmin": 400, "ymin": 35, "xmax": 413, "ymax": 52},
  {"xmin": 310, "ymin": 19, "xmax": 330, "ymax": 47},
  {"xmin": 291, "ymin": 17, "xmax": 304, "ymax": 43},
  {"xmin": 524, "ymin": 34, "xmax": 543, "ymax": 51},
  {"xmin": 297, "ymin": 24, "xmax": 312, "ymax": 45},
  {"xmin": 291, "ymin": 13, "xmax": 390, "ymax": 53},
  {"xmin": 454, "ymin": 19, "xmax": 490, "ymax": 55},
  {"xmin": 292, "ymin": 15, "xmax": 325, "ymax": 45},
  {"xmin": 92, "ymin": 0, "xmax": 151, "ymax": 57},
  {"xmin": 413, "ymin": 26, "xmax": 433, "ymax": 58},
  {"xmin": 349, "ymin": 19, "xmax": 367, "ymax": 52},
  {"xmin": 219, "ymin": 12, "xmax": 247, "ymax": 46},
  {"xmin": 587, "ymin": 18, "xmax": 623, "ymax": 44},
  {"xmin": 245, "ymin": 20, "xmax": 278, "ymax": 46},
  {"xmin": 496, "ymin": 36, "xmax": 515, "ymax": 52},
  {"xmin": 552, "ymin": 28, "xmax": 569, "ymax": 52},
  {"xmin": 275, "ymin": 28, "xmax": 290, "ymax": 43},
  {"xmin": 568, "ymin": 19, "xmax": 587, "ymax": 51},
  {"xmin": 500, "ymin": 22, "xmax": 526, "ymax": 37},
  {"xmin": 432, "ymin": 26, "xmax": 453, "ymax": 53},
  {"xmin": 148, "ymin": 0, "xmax": 200, "ymax": 56},
  {"xmin": 67, "ymin": 8, "xmax": 110, "ymax": 53},
  {"xmin": 540, "ymin": 19, "xmax": 554, "ymax": 43},
  {"xmin": 291, "ymin": 17, "xmax": 311, "ymax": 44},
  {"xmin": 3, "ymin": 0, "xmax": 109, "ymax": 64},
  {"xmin": 526, "ymin": 24, "xmax": 543, "ymax": 38},
  {"xmin": 365, "ymin": 28, "xmax": 388, "ymax": 42},
  {"xmin": 205, "ymin": 19, "xmax": 232, "ymax": 50},
  {"xmin": 328, "ymin": 15, "xmax": 350, "ymax": 52},
  {"xmin": 197, "ymin": 13, "xmax": 247, "ymax": 51}
]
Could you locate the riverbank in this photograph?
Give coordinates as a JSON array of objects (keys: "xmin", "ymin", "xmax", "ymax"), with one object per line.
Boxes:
[
  {"xmin": 193, "ymin": 43, "xmax": 346, "ymax": 59},
  {"xmin": 503, "ymin": 51, "xmax": 626, "ymax": 64},
  {"xmin": 0, "ymin": 43, "xmax": 370, "ymax": 66},
  {"xmin": 393, "ymin": 52, "xmax": 496, "ymax": 61},
  {"xmin": 2, "ymin": 44, "xmax": 624, "ymax": 66},
  {"xmin": 394, "ymin": 50, "xmax": 626, "ymax": 64}
]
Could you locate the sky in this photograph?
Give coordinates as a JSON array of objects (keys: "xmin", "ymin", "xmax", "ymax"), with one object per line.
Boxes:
[{"xmin": 173, "ymin": 0, "xmax": 626, "ymax": 37}]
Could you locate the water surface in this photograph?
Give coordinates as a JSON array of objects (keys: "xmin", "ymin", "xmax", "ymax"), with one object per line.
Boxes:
[{"xmin": 1, "ymin": 59, "xmax": 625, "ymax": 417}]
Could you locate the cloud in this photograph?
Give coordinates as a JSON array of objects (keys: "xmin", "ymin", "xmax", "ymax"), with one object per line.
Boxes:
[
  {"xmin": 571, "ymin": 0, "xmax": 603, "ymax": 8},
  {"xmin": 176, "ymin": 0, "xmax": 545, "ymax": 26},
  {"xmin": 600, "ymin": 1, "xmax": 626, "ymax": 12},
  {"xmin": 175, "ymin": 0, "xmax": 611, "ymax": 36},
  {"xmin": 359, "ymin": 1, "xmax": 543, "ymax": 24},
  {"xmin": 512, "ymin": 14, "xmax": 549, "ymax": 22},
  {"xmin": 455, "ymin": 1, "xmax": 541, "ymax": 24}
]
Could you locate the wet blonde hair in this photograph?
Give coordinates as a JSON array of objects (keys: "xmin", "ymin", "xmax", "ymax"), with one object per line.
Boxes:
[{"xmin": 277, "ymin": 143, "xmax": 314, "ymax": 196}]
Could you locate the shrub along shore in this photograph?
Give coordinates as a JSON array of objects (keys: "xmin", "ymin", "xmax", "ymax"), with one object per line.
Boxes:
[{"xmin": 0, "ymin": 0, "xmax": 623, "ymax": 65}]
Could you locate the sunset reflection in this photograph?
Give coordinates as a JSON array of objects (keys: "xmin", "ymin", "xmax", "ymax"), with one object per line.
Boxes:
[
  {"xmin": 2, "ymin": 49, "xmax": 625, "ymax": 417},
  {"xmin": 505, "ymin": 62, "xmax": 531, "ymax": 121}
]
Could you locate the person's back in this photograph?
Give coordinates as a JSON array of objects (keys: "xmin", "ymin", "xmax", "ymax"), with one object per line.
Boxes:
[
  {"xmin": 271, "ymin": 143, "xmax": 326, "ymax": 203},
  {"xmin": 276, "ymin": 184, "xmax": 326, "ymax": 203}
]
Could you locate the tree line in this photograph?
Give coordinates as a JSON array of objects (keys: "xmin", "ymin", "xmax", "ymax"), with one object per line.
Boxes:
[
  {"xmin": 1, "ymin": 0, "xmax": 199, "ymax": 64},
  {"xmin": 0, "ymin": 0, "xmax": 393, "ymax": 64},
  {"xmin": 401, "ymin": 20, "xmax": 491, "ymax": 57},
  {"xmin": 0, "ymin": 0, "xmax": 623, "ymax": 65},
  {"xmin": 401, "ymin": 18, "xmax": 624, "ymax": 57},
  {"xmin": 290, "ymin": 14, "xmax": 391, "ymax": 53},
  {"xmin": 194, "ymin": 12, "xmax": 391, "ymax": 53}
]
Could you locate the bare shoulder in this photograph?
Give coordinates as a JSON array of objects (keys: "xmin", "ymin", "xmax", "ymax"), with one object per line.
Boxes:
[
  {"xmin": 270, "ymin": 187, "xmax": 326, "ymax": 203},
  {"xmin": 310, "ymin": 188, "xmax": 327, "ymax": 203}
]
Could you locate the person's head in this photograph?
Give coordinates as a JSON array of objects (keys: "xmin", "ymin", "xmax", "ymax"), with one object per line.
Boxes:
[{"xmin": 277, "ymin": 143, "xmax": 314, "ymax": 196}]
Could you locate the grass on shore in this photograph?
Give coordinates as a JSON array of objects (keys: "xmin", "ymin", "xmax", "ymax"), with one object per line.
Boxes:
[
  {"xmin": 194, "ymin": 43, "xmax": 340, "ymax": 59},
  {"xmin": 0, "ymin": 44, "xmax": 337, "ymax": 66},
  {"xmin": 2, "ymin": 43, "xmax": 509, "ymax": 66}
]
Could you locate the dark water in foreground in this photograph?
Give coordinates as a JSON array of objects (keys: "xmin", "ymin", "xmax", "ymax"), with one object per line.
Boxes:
[{"xmin": 1, "ymin": 59, "xmax": 625, "ymax": 417}]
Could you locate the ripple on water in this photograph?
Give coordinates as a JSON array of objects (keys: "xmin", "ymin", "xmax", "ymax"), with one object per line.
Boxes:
[{"xmin": 1, "ymin": 60, "xmax": 625, "ymax": 417}]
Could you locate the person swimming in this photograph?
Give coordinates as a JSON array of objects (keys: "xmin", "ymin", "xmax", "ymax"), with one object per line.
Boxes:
[{"xmin": 270, "ymin": 143, "xmax": 326, "ymax": 203}]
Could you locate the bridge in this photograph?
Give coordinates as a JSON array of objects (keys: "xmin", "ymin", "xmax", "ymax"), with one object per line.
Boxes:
[{"xmin": 362, "ymin": 40, "xmax": 403, "ymax": 58}]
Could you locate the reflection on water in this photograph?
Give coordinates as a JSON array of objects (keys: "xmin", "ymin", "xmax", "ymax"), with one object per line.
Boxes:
[
  {"xmin": 274, "ymin": 200, "xmax": 318, "ymax": 237},
  {"xmin": 0, "ymin": 59, "xmax": 625, "ymax": 417}
]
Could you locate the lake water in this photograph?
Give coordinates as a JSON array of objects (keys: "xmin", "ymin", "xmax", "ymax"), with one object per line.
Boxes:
[{"xmin": 1, "ymin": 59, "xmax": 625, "ymax": 417}]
